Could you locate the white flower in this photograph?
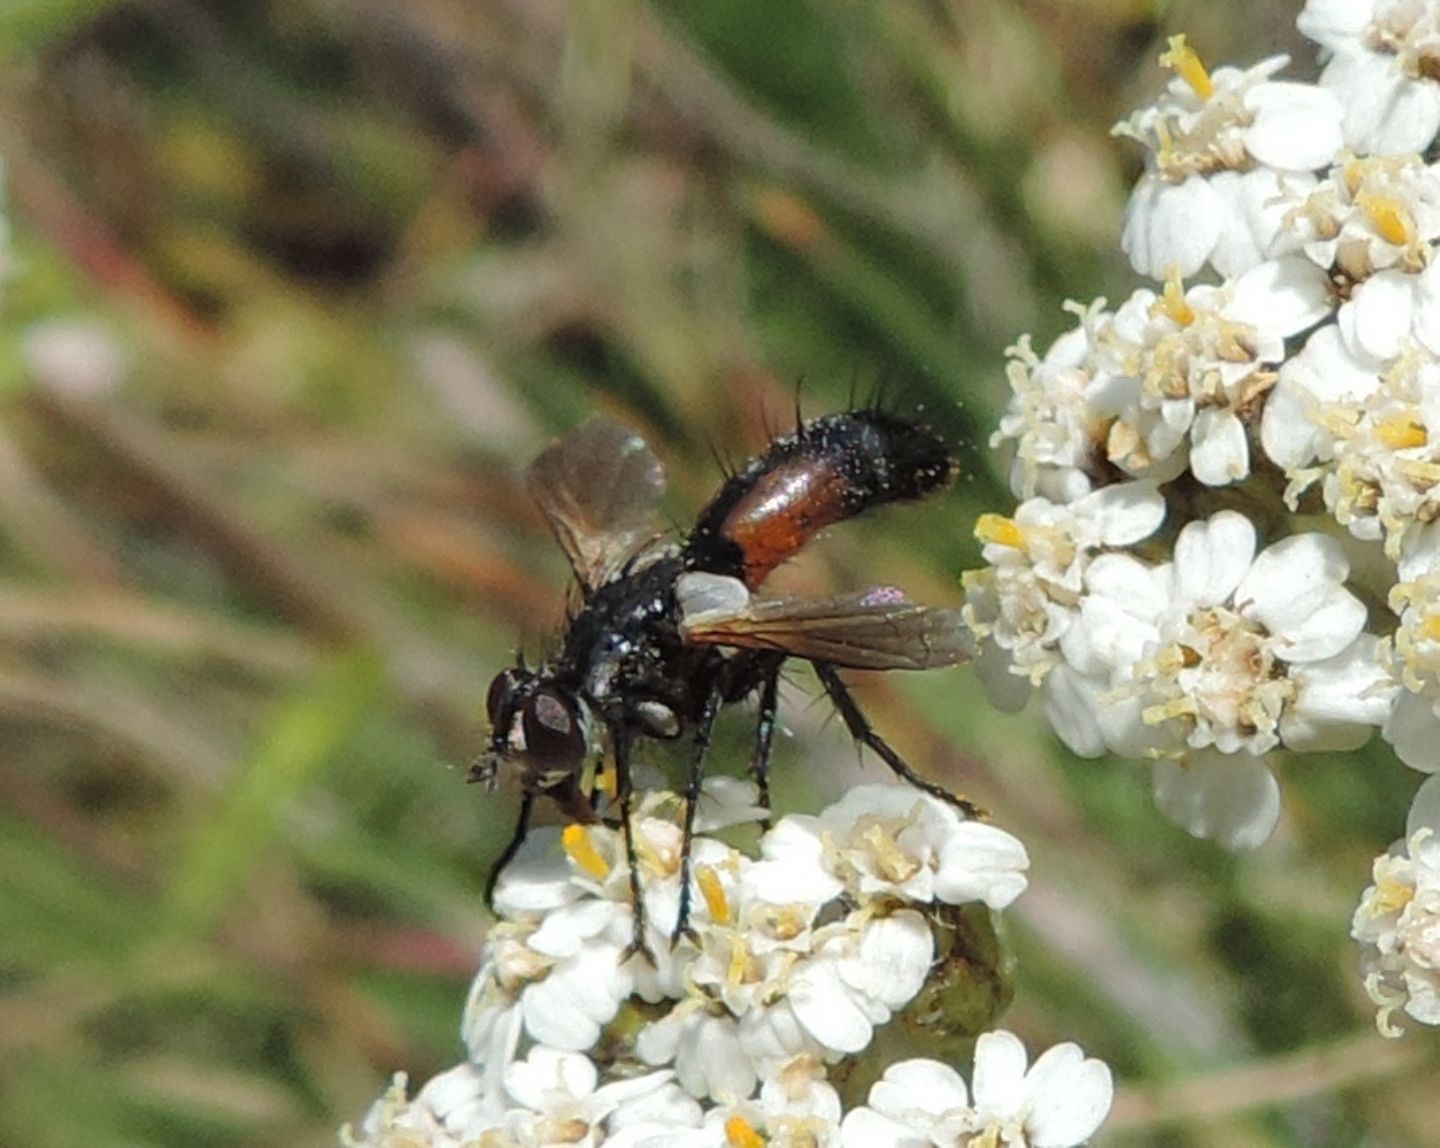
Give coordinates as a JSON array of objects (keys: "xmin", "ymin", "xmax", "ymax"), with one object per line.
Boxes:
[
  {"xmin": 1300, "ymin": 0, "xmax": 1440, "ymax": 154},
  {"xmin": 1383, "ymin": 573, "xmax": 1440, "ymax": 770},
  {"xmin": 785, "ymin": 785, "xmax": 1032, "ymax": 910},
  {"xmin": 962, "ymin": 483, "xmax": 1166, "ymax": 709},
  {"xmin": 1116, "ymin": 38, "xmax": 1342, "ymax": 279},
  {"xmin": 347, "ymin": 1065, "xmax": 503, "ymax": 1148},
  {"xmin": 993, "ymin": 308, "xmax": 1113, "ymax": 502},
  {"xmin": 1282, "ymin": 154, "xmax": 1440, "ymax": 283},
  {"xmin": 787, "ymin": 910, "xmax": 934, "ymax": 1055},
  {"xmin": 1068, "ymin": 513, "xmax": 1376, "ymax": 753},
  {"xmin": 1352, "ymin": 792, "xmax": 1440, "ymax": 1035},
  {"xmin": 1266, "ymin": 334, "xmax": 1440, "ymax": 554},
  {"xmin": 840, "ymin": 1032, "xmax": 1114, "ymax": 1148},
  {"xmin": 636, "ymin": 1006, "xmax": 760, "ymax": 1104},
  {"xmin": 1091, "ymin": 263, "xmax": 1329, "ymax": 486},
  {"xmin": 497, "ymin": 1048, "xmax": 684, "ymax": 1146}
]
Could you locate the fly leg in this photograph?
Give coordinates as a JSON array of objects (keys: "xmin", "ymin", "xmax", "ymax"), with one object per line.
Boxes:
[
  {"xmin": 483, "ymin": 788, "xmax": 536, "ymax": 912},
  {"xmin": 673, "ymin": 682, "xmax": 724, "ymax": 947},
  {"xmin": 611, "ymin": 723, "xmax": 658, "ymax": 965},
  {"xmin": 813, "ymin": 662, "xmax": 985, "ymax": 820},
  {"xmin": 749, "ymin": 663, "xmax": 781, "ymax": 829}
]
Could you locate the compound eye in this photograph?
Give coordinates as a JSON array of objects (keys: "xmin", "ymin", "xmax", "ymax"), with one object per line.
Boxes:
[
  {"xmin": 486, "ymin": 668, "xmax": 527, "ymax": 726},
  {"xmin": 521, "ymin": 688, "xmax": 586, "ymax": 762}
]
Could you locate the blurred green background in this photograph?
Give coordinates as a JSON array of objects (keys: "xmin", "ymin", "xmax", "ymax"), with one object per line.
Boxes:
[{"xmin": 0, "ymin": 1, "xmax": 1435, "ymax": 1145}]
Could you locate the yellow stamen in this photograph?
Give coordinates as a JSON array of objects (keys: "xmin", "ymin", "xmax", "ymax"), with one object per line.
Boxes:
[
  {"xmin": 697, "ymin": 865, "xmax": 731, "ymax": 925},
  {"xmin": 562, "ymin": 824, "xmax": 611, "ymax": 880},
  {"xmin": 1376, "ymin": 415, "xmax": 1427, "ymax": 449},
  {"xmin": 1423, "ymin": 614, "xmax": 1440, "ymax": 642},
  {"xmin": 975, "ymin": 513, "xmax": 1025, "ymax": 550},
  {"xmin": 1159, "ymin": 34, "xmax": 1214, "ymax": 100},
  {"xmin": 725, "ymin": 1116, "xmax": 766, "ymax": 1148},
  {"xmin": 1156, "ymin": 269, "xmax": 1195, "ymax": 326},
  {"xmin": 1357, "ymin": 190, "xmax": 1413, "ymax": 247}
]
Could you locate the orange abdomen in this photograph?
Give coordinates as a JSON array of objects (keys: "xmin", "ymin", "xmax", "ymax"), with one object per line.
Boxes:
[{"xmin": 684, "ymin": 410, "xmax": 952, "ymax": 589}]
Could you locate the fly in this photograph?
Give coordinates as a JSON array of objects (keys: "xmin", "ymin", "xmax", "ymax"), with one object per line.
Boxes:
[{"xmin": 471, "ymin": 409, "xmax": 980, "ymax": 953}]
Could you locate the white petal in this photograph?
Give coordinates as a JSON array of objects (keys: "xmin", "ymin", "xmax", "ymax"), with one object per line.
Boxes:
[
  {"xmin": 1042, "ymin": 666, "xmax": 1107, "ymax": 758},
  {"xmin": 1190, "ymin": 408, "xmax": 1250, "ymax": 486},
  {"xmin": 1083, "ymin": 553, "xmax": 1167, "ymax": 620},
  {"xmin": 1413, "ymin": 260, "xmax": 1440, "ymax": 356},
  {"xmin": 1228, "ymin": 255, "xmax": 1333, "ymax": 337},
  {"xmin": 1077, "ymin": 480, "xmax": 1166, "ymax": 547},
  {"xmin": 840, "ymin": 1107, "xmax": 926, "ymax": 1147},
  {"xmin": 1297, "ymin": 0, "xmax": 1372, "ymax": 50},
  {"xmin": 1211, "ymin": 169, "xmax": 1315, "ymax": 277},
  {"xmin": 971, "ymin": 1030, "xmax": 1029, "ymax": 1120},
  {"xmin": 1122, "ymin": 174, "xmax": 1222, "ymax": 280},
  {"xmin": 1341, "ymin": 270, "xmax": 1415, "ymax": 362},
  {"xmin": 935, "ymin": 823, "xmax": 1031, "ymax": 909},
  {"xmin": 789, "ymin": 961, "xmax": 873, "ymax": 1053},
  {"xmin": 1385, "ymin": 690, "xmax": 1440, "ymax": 773},
  {"xmin": 491, "ymin": 828, "xmax": 579, "ymax": 916},
  {"xmin": 1172, "ymin": 512, "xmax": 1256, "ymax": 607},
  {"xmin": 1282, "ymin": 635, "xmax": 1395, "ymax": 750},
  {"xmin": 1323, "ymin": 45, "xmax": 1440, "ymax": 155},
  {"xmin": 1260, "ymin": 369, "xmax": 1325, "ymax": 470},
  {"xmin": 676, "ymin": 1015, "xmax": 754, "ymax": 1103},
  {"xmin": 869, "ymin": 1058, "xmax": 970, "ymax": 1120},
  {"xmin": 1238, "ymin": 534, "xmax": 1364, "ymax": 661},
  {"xmin": 1023, "ymin": 1044, "xmax": 1115, "ymax": 1148},
  {"xmin": 1407, "ymin": 774, "xmax": 1440, "ymax": 837},
  {"xmin": 1153, "ymin": 752, "xmax": 1281, "ymax": 851},
  {"xmin": 503, "ymin": 1047, "xmax": 596, "ymax": 1110},
  {"xmin": 750, "ymin": 819, "xmax": 844, "ymax": 903},
  {"xmin": 1242, "ymin": 82, "xmax": 1344, "ymax": 170},
  {"xmin": 840, "ymin": 912, "xmax": 933, "ymax": 1011}
]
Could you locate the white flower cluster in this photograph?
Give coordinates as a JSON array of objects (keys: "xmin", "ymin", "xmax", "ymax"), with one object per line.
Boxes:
[
  {"xmin": 1352, "ymin": 775, "xmax": 1440, "ymax": 1034},
  {"xmin": 344, "ymin": 781, "xmax": 1114, "ymax": 1146},
  {"xmin": 969, "ymin": 6, "xmax": 1440, "ymax": 1031}
]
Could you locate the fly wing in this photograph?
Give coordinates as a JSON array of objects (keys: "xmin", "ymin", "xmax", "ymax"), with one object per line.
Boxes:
[
  {"xmin": 677, "ymin": 573, "xmax": 975, "ymax": 671},
  {"xmin": 526, "ymin": 419, "xmax": 667, "ymax": 590}
]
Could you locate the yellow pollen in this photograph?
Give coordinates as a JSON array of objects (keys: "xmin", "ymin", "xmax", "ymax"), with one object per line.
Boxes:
[
  {"xmin": 975, "ymin": 513, "xmax": 1025, "ymax": 550},
  {"xmin": 1156, "ymin": 270, "xmax": 1195, "ymax": 326},
  {"xmin": 726, "ymin": 1115, "xmax": 766, "ymax": 1148},
  {"xmin": 1357, "ymin": 190, "xmax": 1413, "ymax": 247},
  {"xmin": 697, "ymin": 865, "xmax": 731, "ymax": 925},
  {"xmin": 1376, "ymin": 414, "xmax": 1428, "ymax": 449},
  {"xmin": 562, "ymin": 824, "xmax": 611, "ymax": 880},
  {"xmin": 1375, "ymin": 877, "xmax": 1415, "ymax": 915},
  {"xmin": 1159, "ymin": 34, "xmax": 1214, "ymax": 100},
  {"xmin": 1423, "ymin": 613, "xmax": 1440, "ymax": 642}
]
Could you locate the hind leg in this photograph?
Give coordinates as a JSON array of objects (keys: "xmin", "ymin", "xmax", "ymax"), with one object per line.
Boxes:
[{"xmin": 813, "ymin": 662, "xmax": 984, "ymax": 819}]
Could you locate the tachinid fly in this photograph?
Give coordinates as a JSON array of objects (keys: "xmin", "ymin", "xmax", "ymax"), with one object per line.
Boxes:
[{"xmin": 472, "ymin": 409, "xmax": 979, "ymax": 953}]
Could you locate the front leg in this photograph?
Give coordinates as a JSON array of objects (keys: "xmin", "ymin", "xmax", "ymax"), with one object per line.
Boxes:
[{"xmin": 609, "ymin": 722, "xmax": 657, "ymax": 965}]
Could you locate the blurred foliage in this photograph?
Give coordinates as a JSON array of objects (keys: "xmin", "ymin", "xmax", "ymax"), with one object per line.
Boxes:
[{"xmin": 0, "ymin": 1, "xmax": 1434, "ymax": 1146}]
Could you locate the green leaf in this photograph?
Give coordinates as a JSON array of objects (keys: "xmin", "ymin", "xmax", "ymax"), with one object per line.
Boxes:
[{"xmin": 162, "ymin": 649, "xmax": 385, "ymax": 936}]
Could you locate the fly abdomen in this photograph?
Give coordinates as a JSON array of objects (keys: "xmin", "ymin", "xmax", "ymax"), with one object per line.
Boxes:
[{"xmin": 683, "ymin": 409, "xmax": 952, "ymax": 589}]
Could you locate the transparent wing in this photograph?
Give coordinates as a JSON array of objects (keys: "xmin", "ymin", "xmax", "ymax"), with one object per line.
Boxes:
[
  {"xmin": 526, "ymin": 419, "xmax": 667, "ymax": 590},
  {"xmin": 677, "ymin": 574, "xmax": 974, "ymax": 671}
]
